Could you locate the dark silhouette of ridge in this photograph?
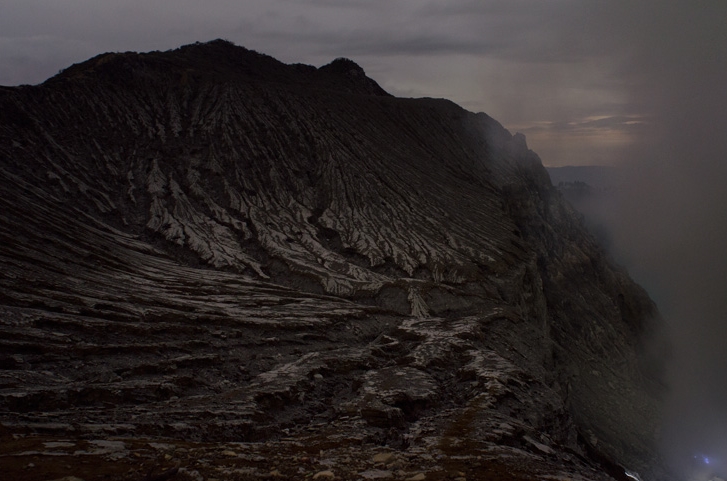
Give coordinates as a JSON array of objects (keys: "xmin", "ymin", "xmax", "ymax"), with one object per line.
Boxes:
[{"xmin": 50, "ymin": 39, "xmax": 391, "ymax": 97}]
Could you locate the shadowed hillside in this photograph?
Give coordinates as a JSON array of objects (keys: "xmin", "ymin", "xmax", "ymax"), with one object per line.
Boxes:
[{"xmin": 0, "ymin": 40, "xmax": 667, "ymax": 480}]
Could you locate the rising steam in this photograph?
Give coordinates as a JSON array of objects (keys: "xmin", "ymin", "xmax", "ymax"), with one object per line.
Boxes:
[{"xmin": 562, "ymin": 2, "xmax": 727, "ymax": 478}]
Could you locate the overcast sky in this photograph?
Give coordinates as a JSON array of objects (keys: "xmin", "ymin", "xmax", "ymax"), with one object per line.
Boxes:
[
  {"xmin": 4, "ymin": 1, "xmax": 727, "ymax": 475},
  {"xmin": 4, "ymin": 0, "xmax": 718, "ymax": 167}
]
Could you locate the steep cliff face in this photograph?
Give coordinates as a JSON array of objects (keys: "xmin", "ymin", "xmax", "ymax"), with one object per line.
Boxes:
[{"xmin": 0, "ymin": 40, "xmax": 664, "ymax": 479}]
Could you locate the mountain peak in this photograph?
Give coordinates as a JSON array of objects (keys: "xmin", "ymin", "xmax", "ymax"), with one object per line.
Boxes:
[
  {"xmin": 318, "ymin": 57, "xmax": 390, "ymax": 96},
  {"xmin": 172, "ymin": 38, "xmax": 279, "ymax": 67},
  {"xmin": 320, "ymin": 57, "xmax": 365, "ymax": 75}
]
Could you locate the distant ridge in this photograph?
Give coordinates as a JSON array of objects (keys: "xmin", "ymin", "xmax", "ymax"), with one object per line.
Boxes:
[{"xmin": 547, "ymin": 165, "xmax": 621, "ymax": 189}]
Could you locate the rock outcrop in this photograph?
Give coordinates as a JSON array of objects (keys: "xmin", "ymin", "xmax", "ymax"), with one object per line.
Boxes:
[{"xmin": 0, "ymin": 39, "xmax": 666, "ymax": 480}]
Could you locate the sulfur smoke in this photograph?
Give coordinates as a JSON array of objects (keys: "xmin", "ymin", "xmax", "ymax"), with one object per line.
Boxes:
[{"xmin": 562, "ymin": 2, "xmax": 727, "ymax": 477}]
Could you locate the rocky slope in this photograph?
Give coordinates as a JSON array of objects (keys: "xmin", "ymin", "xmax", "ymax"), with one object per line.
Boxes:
[{"xmin": 0, "ymin": 40, "xmax": 666, "ymax": 480}]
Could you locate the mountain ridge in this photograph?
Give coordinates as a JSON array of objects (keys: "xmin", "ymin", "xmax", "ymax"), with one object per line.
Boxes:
[{"xmin": 0, "ymin": 40, "xmax": 668, "ymax": 480}]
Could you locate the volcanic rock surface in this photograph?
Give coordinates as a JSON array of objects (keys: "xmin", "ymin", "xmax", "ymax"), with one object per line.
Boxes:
[{"xmin": 0, "ymin": 40, "xmax": 666, "ymax": 480}]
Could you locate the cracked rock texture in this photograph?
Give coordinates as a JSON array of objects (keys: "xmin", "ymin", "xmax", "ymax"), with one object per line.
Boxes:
[{"xmin": 0, "ymin": 40, "xmax": 667, "ymax": 480}]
